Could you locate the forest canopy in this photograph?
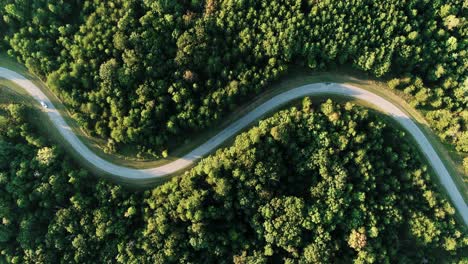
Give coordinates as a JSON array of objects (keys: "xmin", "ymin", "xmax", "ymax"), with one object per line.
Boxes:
[
  {"xmin": 0, "ymin": 100, "xmax": 466, "ymax": 263},
  {"xmin": 0, "ymin": 0, "xmax": 466, "ymax": 158},
  {"xmin": 0, "ymin": 0, "xmax": 466, "ymax": 262}
]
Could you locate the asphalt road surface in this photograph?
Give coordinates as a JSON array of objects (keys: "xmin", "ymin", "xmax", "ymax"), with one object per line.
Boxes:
[{"xmin": 1, "ymin": 67, "xmax": 466, "ymax": 225}]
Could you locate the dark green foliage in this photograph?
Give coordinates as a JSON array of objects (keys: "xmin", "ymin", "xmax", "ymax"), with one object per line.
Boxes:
[
  {"xmin": 141, "ymin": 99, "xmax": 467, "ymax": 262},
  {"xmin": 0, "ymin": 104, "xmax": 145, "ymax": 263},
  {"xmin": 1, "ymin": 0, "xmax": 465, "ymax": 156},
  {"xmin": 0, "ymin": 101, "xmax": 465, "ymax": 262}
]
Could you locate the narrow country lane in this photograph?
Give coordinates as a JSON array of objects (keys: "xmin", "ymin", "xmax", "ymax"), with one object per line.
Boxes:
[{"xmin": 1, "ymin": 67, "xmax": 467, "ymax": 225}]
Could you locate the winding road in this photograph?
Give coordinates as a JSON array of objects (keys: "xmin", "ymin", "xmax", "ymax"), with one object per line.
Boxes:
[{"xmin": 0, "ymin": 67, "xmax": 467, "ymax": 225}]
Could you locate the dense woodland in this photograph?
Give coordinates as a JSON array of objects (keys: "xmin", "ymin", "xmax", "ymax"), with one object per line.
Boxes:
[
  {"xmin": 0, "ymin": 0, "xmax": 467, "ymax": 261},
  {"xmin": 0, "ymin": 0, "xmax": 466, "ymax": 159},
  {"xmin": 0, "ymin": 100, "xmax": 466, "ymax": 262}
]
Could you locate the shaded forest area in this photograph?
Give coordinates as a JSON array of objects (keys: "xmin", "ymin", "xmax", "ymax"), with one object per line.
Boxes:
[
  {"xmin": 0, "ymin": 100, "xmax": 466, "ymax": 262},
  {"xmin": 0, "ymin": 0, "xmax": 466, "ymax": 160}
]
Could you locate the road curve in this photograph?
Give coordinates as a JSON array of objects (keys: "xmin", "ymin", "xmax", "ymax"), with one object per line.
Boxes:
[{"xmin": 0, "ymin": 67, "xmax": 467, "ymax": 224}]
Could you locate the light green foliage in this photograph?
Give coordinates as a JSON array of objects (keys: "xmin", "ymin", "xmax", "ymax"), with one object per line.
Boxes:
[
  {"xmin": 260, "ymin": 197, "xmax": 306, "ymax": 256},
  {"xmin": 463, "ymin": 157, "xmax": 468, "ymax": 173},
  {"xmin": 36, "ymin": 147, "xmax": 56, "ymax": 166},
  {"xmin": 348, "ymin": 228, "xmax": 367, "ymax": 251}
]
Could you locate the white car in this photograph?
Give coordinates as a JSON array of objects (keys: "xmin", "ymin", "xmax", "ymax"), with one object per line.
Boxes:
[{"xmin": 40, "ymin": 101, "xmax": 48, "ymax": 108}]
